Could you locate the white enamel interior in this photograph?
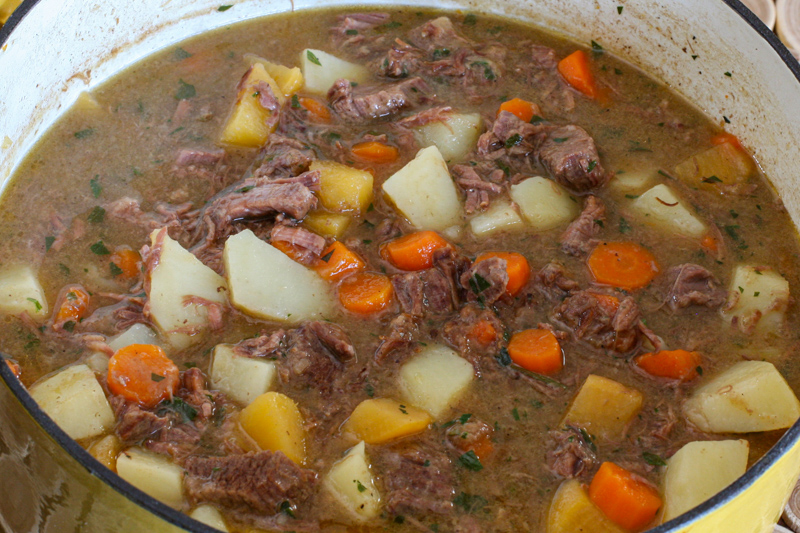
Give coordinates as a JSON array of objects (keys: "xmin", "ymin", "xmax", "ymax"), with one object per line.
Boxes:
[{"xmin": 1, "ymin": 0, "xmax": 800, "ymax": 531}]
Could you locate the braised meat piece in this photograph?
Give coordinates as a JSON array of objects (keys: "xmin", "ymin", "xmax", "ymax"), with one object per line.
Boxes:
[
  {"xmin": 553, "ymin": 290, "xmax": 640, "ymax": 352},
  {"xmin": 328, "ymin": 77, "xmax": 431, "ymax": 123},
  {"xmin": 375, "ymin": 313, "xmax": 419, "ymax": 364},
  {"xmin": 460, "ymin": 257, "xmax": 509, "ymax": 306},
  {"xmin": 269, "ymin": 224, "xmax": 326, "ymax": 266},
  {"xmin": 546, "ymin": 426, "xmax": 597, "ymax": 479},
  {"xmin": 443, "ymin": 304, "xmax": 505, "ymax": 361},
  {"xmin": 533, "ymin": 262, "xmax": 580, "ymax": 301},
  {"xmin": 392, "ymin": 269, "xmax": 455, "ymax": 317},
  {"xmin": 560, "ymin": 195, "xmax": 605, "ymax": 256},
  {"xmin": 279, "ymin": 321, "xmax": 356, "ymax": 394},
  {"xmin": 376, "ymin": 443, "xmax": 456, "ymax": 516},
  {"xmin": 661, "ymin": 263, "xmax": 727, "ymax": 311}
]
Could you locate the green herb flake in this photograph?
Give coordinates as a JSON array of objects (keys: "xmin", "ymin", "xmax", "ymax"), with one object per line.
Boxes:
[
  {"xmin": 169, "ymin": 126, "xmax": 185, "ymax": 136},
  {"xmin": 236, "ymin": 185, "xmax": 255, "ymax": 194},
  {"xmin": 692, "ymin": 54, "xmax": 699, "ymax": 60},
  {"xmin": 724, "ymin": 71, "xmax": 732, "ymax": 77},
  {"xmin": 619, "ymin": 217, "xmax": 632, "ymax": 234},
  {"xmin": 62, "ymin": 321, "xmax": 76, "ymax": 333},
  {"xmin": 394, "ymin": 515, "xmax": 405, "ymax": 524},
  {"xmin": 74, "ymin": 128, "xmax": 95, "ymax": 140},
  {"xmin": 459, "ymin": 413, "xmax": 472, "ymax": 424},
  {"xmin": 702, "ymin": 175, "xmax": 723, "ymax": 183},
  {"xmin": 345, "ymin": 29, "xmax": 358, "ymax": 36},
  {"xmin": 45, "ymin": 236, "xmax": 56, "ymax": 252},
  {"xmin": 738, "ymin": 286, "xmax": 744, "ymax": 293},
  {"xmin": 453, "ymin": 492, "xmax": 488, "ymax": 513},
  {"xmin": 504, "ymin": 133, "xmax": 522, "ymax": 148},
  {"xmin": 730, "ymin": 209, "xmax": 739, "ymax": 219},
  {"xmin": 625, "ymin": 194, "xmax": 640, "ymax": 199},
  {"xmin": 496, "ymin": 160, "xmax": 511, "ymax": 176},
  {"xmin": 365, "ymin": 383, "xmax": 375, "ymax": 397},
  {"xmin": 459, "ymin": 451, "xmax": 484, "ymax": 471},
  {"xmin": 58, "ymin": 263, "xmax": 71, "ymax": 276},
  {"xmin": 110, "ymin": 262, "xmax": 124, "ymax": 277},
  {"xmin": 320, "ymin": 250, "xmax": 334, "ymax": 263},
  {"xmin": 66, "ymin": 291, "xmax": 77, "ymax": 300},
  {"xmin": 278, "ymin": 500, "xmax": 295, "ymax": 518},
  {"xmin": 614, "ymin": 67, "xmax": 623, "ymax": 75},
  {"xmin": 697, "ymin": 366, "xmax": 704, "ymax": 375},
  {"xmin": 26, "ymin": 298, "xmax": 42, "ymax": 312},
  {"xmin": 175, "ymin": 79, "xmax": 197, "ymax": 100},
  {"xmin": 157, "ymin": 397, "xmax": 198, "ymax": 423},
  {"xmin": 724, "ymin": 225, "xmax": 740, "ymax": 241},
  {"xmin": 217, "ymin": 4, "xmax": 232, "ymax": 11},
  {"xmin": 723, "ymin": 115, "xmax": 731, "ymax": 124},
  {"xmin": 355, "ymin": 480, "xmax": 367, "ymax": 492},
  {"xmin": 469, "ymin": 273, "xmax": 491, "ymax": 294},
  {"xmin": 463, "ymin": 13, "xmax": 477, "ymax": 25},
  {"xmin": 497, "ymin": 347, "xmax": 511, "ymax": 366},
  {"xmin": 306, "ymin": 50, "xmax": 322, "ymax": 66},
  {"xmin": 87, "ymin": 206, "xmax": 106, "ymax": 224},
  {"xmin": 617, "ymin": 5, "xmax": 623, "ymax": 14},
  {"xmin": 174, "ymin": 47, "xmax": 192, "ymax": 60},
  {"xmin": 150, "ymin": 373, "xmax": 165, "ymax": 382},
  {"xmin": 591, "ymin": 40, "xmax": 604, "ymax": 52},
  {"xmin": 754, "ymin": 291, "xmax": 760, "ymax": 297},
  {"xmin": 643, "ymin": 451, "xmax": 667, "ymax": 466},
  {"xmin": 367, "ymin": 202, "xmax": 375, "ymax": 212},
  {"xmin": 511, "ymin": 407, "xmax": 520, "ymax": 421},
  {"xmin": 290, "ymin": 93, "xmax": 301, "ymax": 109},
  {"xmin": 90, "ymin": 241, "xmax": 111, "ymax": 255},
  {"xmin": 184, "ymin": 362, "xmax": 197, "ymax": 369},
  {"xmin": 90, "ymin": 176, "xmax": 102, "ymax": 198},
  {"xmin": 553, "ymin": 137, "xmax": 569, "ymax": 143},
  {"xmin": 423, "ymin": 460, "xmax": 431, "ymax": 467},
  {"xmin": 399, "ymin": 404, "xmax": 408, "ymax": 415},
  {"xmin": 433, "ymin": 48, "xmax": 451, "ymax": 60},
  {"xmin": 580, "ymin": 428, "xmax": 597, "ymax": 453}
]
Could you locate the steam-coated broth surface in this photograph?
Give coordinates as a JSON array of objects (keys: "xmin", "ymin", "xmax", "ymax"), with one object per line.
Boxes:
[{"xmin": 3, "ymin": 8, "xmax": 800, "ymax": 533}]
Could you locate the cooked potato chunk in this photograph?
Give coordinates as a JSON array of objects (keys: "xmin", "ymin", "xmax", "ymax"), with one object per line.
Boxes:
[
  {"xmin": 116, "ymin": 448, "xmax": 185, "ymax": 508},
  {"xmin": 382, "ymin": 146, "xmax": 463, "ymax": 231},
  {"xmin": 30, "ymin": 364, "xmax": 115, "ymax": 441},
  {"xmin": 223, "ymin": 229, "xmax": 333, "ymax": 323},
  {"xmin": 244, "ymin": 54, "xmax": 303, "ymax": 97},
  {"xmin": 399, "ymin": 344, "xmax": 474, "ymax": 419},
  {"xmin": 0, "ymin": 265, "xmax": 48, "ymax": 318},
  {"xmin": 562, "ymin": 375, "xmax": 643, "ymax": 441},
  {"xmin": 684, "ymin": 360, "xmax": 800, "ymax": 433},
  {"xmin": 310, "ymin": 160, "xmax": 374, "ymax": 214},
  {"xmin": 630, "ymin": 184, "xmax": 707, "ymax": 239},
  {"xmin": 303, "ymin": 210, "xmax": 352, "ymax": 239},
  {"xmin": 469, "ymin": 198, "xmax": 524, "ymax": 237},
  {"xmin": 547, "ymin": 479, "xmax": 626, "ymax": 533},
  {"xmin": 510, "ymin": 177, "xmax": 579, "ymax": 231},
  {"xmin": 148, "ymin": 231, "xmax": 228, "ymax": 350},
  {"xmin": 219, "ymin": 63, "xmax": 285, "ymax": 147},
  {"xmin": 609, "ymin": 168, "xmax": 656, "ymax": 194},
  {"xmin": 239, "ymin": 391, "xmax": 307, "ymax": 465},
  {"xmin": 324, "ymin": 441, "xmax": 381, "ymax": 521},
  {"xmin": 190, "ymin": 505, "xmax": 229, "ymax": 531},
  {"xmin": 721, "ymin": 264, "xmax": 789, "ymax": 334},
  {"xmin": 343, "ymin": 398, "xmax": 432, "ymax": 444},
  {"xmin": 300, "ymin": 49, "xmax": 369, "ymax": 95},
  {"xmin": 673, "ymin": 142, "xmax": 755, "ymax": 190},
  {"xmin": 210, "ymin": 344, "xmax": 277, "ymax": 406},
  {"xmin": 662, "ymin": 439, "xmax": 749, "ymax": 521},
  {"xmin": 412, "ymin": 112, "xmax": 483, "ymax": 163},
  {"xmin": 108, "ymin": 323, "xmax": 160, "ymax": 353},
  {"xmin": 87, "ymin": 434, "xmax": 122, "ymax": 472}
]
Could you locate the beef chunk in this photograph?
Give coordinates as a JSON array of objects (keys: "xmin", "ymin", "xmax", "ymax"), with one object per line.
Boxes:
[
  {"xmin": 442, "ymin": 304, "xmax": 504, "ymax": 361},
  {"xmin": 553, "ymin": 290, "xmax": 640, "ymax": 352},
  {"xmin": 206, "ymin": 181, "xmax": 317, "ymax": 224},
  {"xmin": 560, "ymin": 195, "xmax": 605, "ymax": 256},
  {"xmin": 432, "ymin": 247, "xmax": 472, "ymax": 306},
  {"xmin": 445, "ymin": 416, "xmax": 494, "ymax": 456},
  {"xmin": 661, "ymin": 263, "xmax": 727, "ymax": 311},
  {"xmin": 379, "ymin": 38, "xmax": 426, "ymax": 78},
  {"xmin": 252, "ymin": 135, "xmax": 315, "ymax": 179},
  {"xmin": 536, "ymin": 125, "xmax": 609, "ymax": 192},
  {"xmin": 279, "ymin": 321, "xmax": 355, "ymax": 393},
  {"xmin": 377, "ymin": 443, "xmax": 455, "ymax": 516},
  {"xmin": 515, "ymin": 44, "xmax": 575, "ymax": 113},
  {"xmin": 184, "ymin": 451, "xmax": 318, "ymax": 514},
  {"xmin": 533, "ymin": 262, "xmax": 580, "ymax": 301},
  {"xmin": 451, "ymin": 164, "xmax": 504, "ymax": 214},
  {"xmin": 328, "ymin": 77, "xmax": 431, "ymax": 123},
  {"xmin": 546, "ymin": 426, "xmax": 597, "ymax": 479},
  {"xmin": 106, "ymin": 197, "xmax": 196, "ymax": 235},
  {"xmin": 375, "ymin": 313, "xmax": 419, "ymax": 364},
  {"xmin": 305, "ymin": 320, "xmax": 356, "ymax": 362},
  {"xmin": 393, "ymin": 269, "xmax": 455, "ymax": 317},
  {"xmin": 460, "ymin": 257, "xmax": 509, "ymax": 306},
  {"xmin": 112, "ymin": 396, "xmax": 170, "ymax": 443},
  {"xmin": 407, "ymin": 16, "xmax": 471, "ymax": 52},
  {"xmin": 270, "ymin": 224, "xmax": 326, "ymax": 265},
  {"xmin": 234, "ymin": 329, "xmax": 287, "ymax": 358},
  {"xmin": 178, "ymin": 367, "xmax": 216, "ymax": 421},
  {"xmin": 331, "ymin": 12, "xmax": 390, "ymax": 48},
  {"xmin": 477, "ymin": 110, "xmax": 540, "ymax": 160}
]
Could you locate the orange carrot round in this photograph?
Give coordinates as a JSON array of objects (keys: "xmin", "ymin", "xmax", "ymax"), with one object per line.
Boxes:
[
  {"xmin": 557, "ymin": 50, "xmax": 599, "ymax": 99},
  {"xmin": 700, "ymin": 233, "xmax": 719, "ymax": 253},
  {"xmin": 338, "ymin": 272, "xmax": 394, "ymax": 315},
  {"xmin": 107, "ymin": 344, "xmax": 180, "ymax": 408},
  {"xmin": 589, "ymin": 462, "xmax": 662, "ymax": 531},
  {"xmin": 272, "ymin": 239, "xmax": 310, "ymax": 264},
  {"xmin": 53, "ymin": 285, "xmax": 91, "ymax": 330},
  {"xmin": 298, "ymin": 96, "xmax": 331, "ymax": 123},
  {"xmin": 498, "ymin": 98, "xmax": 539, "ymax": 123},
  {"xmin": 507, "ymin": 329, "xmax": 563, "ymax": 375},
  {"xmin": 381, "ymin": 231, "xmax": 450, "ymax": 271},
  {"xmin": 315, "ymin": 241, "xmax": 366, "ymax": 282},
  {"xmin": 351, "ymin": 141, "xmax": 400, "ymax": 164},
  {"xmin": 5, "ymin": 359, "xmax": 21, "ymax": 378},
  {"xmin": 636, "ymin": 349, "xmax": 702, "ymax": 381},
  {"xmin": 475, "ymin": 252, "xmax": 531, "ymax": 296},
  {"xmin": 111, "ymin": 247, "xmax": 141, "ymax": 281},
  {"xmin": 468, "ymin": 319, "xmax": 498, "ymax": 346},
  {"xmin": 587, "ymin": 242, "xmax": 660, "ymax": 291}
]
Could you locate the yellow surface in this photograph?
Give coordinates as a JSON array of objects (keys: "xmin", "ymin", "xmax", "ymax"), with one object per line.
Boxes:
[
  {"xmin": 547, "ymin": 479, "xmax": 626, "ymax": 533},
  {"xmin": 562, "ymin": 374, "xmax": 643, "ymax": 442},
  {"xmin": 310, "ymin": 160, "xmax": 374, "ymax": 214},
  {"xmin": 303, "ymin": 210, "xmax": 352, "ymax": 239},
  {"xmin": 219, "ymin": 63, "xmax": 284, "ymax": 147},
  {"xmin": 239, "ymin": 391, "xmax": 307, "ymax": 465},
  {"xmin": 342, "ymin": 398, "xmax": 432, "ymax": 444},
  {"xmin": 0, "ymin": 0, "xmax": 21, "ymax": 24}
]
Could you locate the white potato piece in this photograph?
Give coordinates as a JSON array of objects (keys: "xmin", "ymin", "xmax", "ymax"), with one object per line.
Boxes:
[
  {"xmin": 210, "ymin": 344, "xmax": 277, "ymax": 406},
  {"xmin": 469, "ymin": 198, "xmax": 524, "ymax": 237},
  {"xmin": 662, "ymin": 439, "xmax": 749, "ymax": 522},
  {"xmin": 630, "ymin": 184, "xmax": 707, "ymax": 239},
  {"xmin": 148, "ymin": 230, "xmax": 228, "ymax": 350},
  {"xmin": 223, "ymin": 229, "xmax": 333, "ymax": 323},
  {"xmin": 609, "ymin": 168, "xmax": 656, "ymax": 194},
  {"xmin": 117, "ymin": 448, "xmax": 185, "ymax": 508},
  {"xmin": 412, "ymin": 112, "xmax": 483, "ymax": 163},
  {"xmin": 382, "ymin": 146, "xmax": 463, "ymax": 231},
  {"xmin": 399, "ymin": 344, "xmax": 474, "ymax": 419},
  {"xmin": 0, "ymin": 265, "xmax": 48, "ymax": 318},
  {"xmin": 324, "ymin": 441, "xmax": 381, "ymax": 521},
  {"xmin": 29, "ymin": 364, "xmax": 114, "ymax": 441},
  {"xmin": 108, "ymin": 324, "xmax": 160, "ymax": 353},
  {"xmin": 721, "ymin": 265, "xmax": 789, "ymax": 334},
  {"xmin": 300, "ymin": 49, "xmax": 369, "ymax": 95},
  {"xmin": 83, "ymin": 352, "xmax": 110, "ymax": 374},
  {"xmin": 684, "ymin": 360, "xmax": 800, "ymax": 433},
  {"xmin": 510, "ymin": 177, "xmax": 579, "ymax": 231},
  {"xmin": 190, "ymin": 505, "xmax": 229, "ymax": 532}
]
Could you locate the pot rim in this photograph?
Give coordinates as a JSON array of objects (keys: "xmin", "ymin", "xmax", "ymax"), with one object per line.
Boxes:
[{"xmin": 1, "ymin": 1, "xmax": 800, "ymax": 531}]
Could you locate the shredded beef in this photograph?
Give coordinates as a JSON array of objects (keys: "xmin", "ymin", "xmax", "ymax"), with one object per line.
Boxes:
[
  {"xmin": 533, "ymin": 262, "xmax": 580, "ymax": 301},
  {"xmin": 560, "ymin": 195, "xmax": 605, "ymax": 256},
  {"xmin": 206, "ymin": 181, "xmax": 317, "ymax": 224},
  {"xmin": 442, "ymin": 304, "xmax": 504, "ymax": 361},
  {"xmin": 375, "ymin": 313, "xmax": 419, "ymax": 364},
  {"xmin": 279, "ymin": 321, "xmax": 355, "ymax": 394},
  {"xmin": 106, "ymin": 197, "xmax": 195, "ymax": 235},
  {"xmin": 376, "ymin": 443, "xmax": 456, "ymax": 516},
  {"xmin": 233, "ymin": 329, "xmax": 286, "ymax": 358},
  {"xmin": 379, "ymin": 38, "xmax": 426, "ymax": 78},
  {"xmin": 546, "ymin": 426, "xmax": 597, "ymax": 479},
  {"xmin": 331, "ymin": 12, "xmax": 391, "ymax": 48},
  {"xmin": 553, "ymin": 290, "xmax": 640, "ymax": 352},
  {"xmin": 328, "ymin": 77, "xmax": 431, "ymax": 123},
  {"xmin": 112, "ymin": 396, "xmax": 170, "ymax": 443},
  {"xmin": 445, "ymin": 417, "xmax": 494, "ymax": 456},
  {"xmin": 516, "ymin": 44, "xmax": 575, "ymax": 113},
  {"xmin": 661, "ymin": 263, "xmax": 727, "ymax": 311},
  {"xmin": 452, "ymin": 164, "xmax": 504, "ymax": 214},
  {"xmin": 407, "ymin": 16, "xmax": 471, "ymax": 52},
  {"xmin": 432, "ymin": 247, "xmax": 472, "ymax": 306},
  {"xmin": 460, "ymin": 257, "xmax": 509, "ymax": 306},
  {"xmin": 305, "ymin": 320, "xmax": 356, "ymax": 362},
  {"xmin": 392, "ymin": 268, "xmax": 454, "ymax": 317},
  {"xmin": 536, "ymin": 125, "xmax": 609, "ymax": 191},
  {"xmin": 252, "ymin": 135, "xmax": 315, "ymax": 179},
  {"xmin": 270, "ymin": 224, "xmax": 326, "ymax": 265},
  {"xmin": 184, "ymin": 451, "xmax": 318, "ymax": 514}
]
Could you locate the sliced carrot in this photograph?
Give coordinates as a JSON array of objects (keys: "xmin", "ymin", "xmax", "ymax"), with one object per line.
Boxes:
[
  {"xmin": 351, "ymin": 141, "xmax": 400, "ymax": 164},
  {"xmin": 53, "ymin": 285, "xmax": 91, "ymax": 330},
  {"xmin": 5, "ymin": 359, "xmax": 21, "ymax": 378},
  {"xmin": 587, "ymin": 242, "xmax": 660, "ymax": 291},
  {"xmin": 468, "ymin": 435, "xmax": 494, "ymax": 461},
  {"xmin": 589, "ymin": 462, "xmax": 662, "ymax": 531},
  {"xmin": 700, "ymin": 233, "xmax": 719, "ymax": 253},
  {"xmin": 475, "ymin": 252, "xmax": 531, "ymax": 296},
  {"xmin": 381, "ymin": 231, "xmax": 450, "ymax": 271},
  {"xmin": 498, "ymin": 97, "xmax": 540, "ymax": 123},
  {"xmin": 557, "ymin": 50, "xmax": 600, "ymax": 99},
  {"xmin": 636, "ymin": 349, "xmax": 702, "ymax": 381},
  {"xmin": 107, "ymin": 344, "xmax": 180, "ymax": 408},
  {"xmin": 110, "ymin": 247, "xmax": 141, "ymax": 281},
  {"xmin": 507, "ymin": 328, "xmax": 563, "ymax": 375},
  {"xmin": 468, "ymin": 319, "xmax": 498, "ymax": 346},
  {"xmin": 315, "ymin": 241, "xmax": 366, "ymax": 282},
  {"xmin": 271, "ymin": 239, "xmax": 309, "ymax": 264},
  {"xmin": 298, "ymin": 96, "xmax": 331, "ymax": 123},
  {"xmin": 711, "ymin": 132, "xmax": 745, "ymax": 152},
  {"xmin": 338, "ymin": 272, "xmax": 394, "ymax": 315}
]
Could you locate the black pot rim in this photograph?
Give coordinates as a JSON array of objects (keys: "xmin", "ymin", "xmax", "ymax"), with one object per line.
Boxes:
[{"xmin": 2, "ymin": 1, "xmax": 800, "ymax": 531}]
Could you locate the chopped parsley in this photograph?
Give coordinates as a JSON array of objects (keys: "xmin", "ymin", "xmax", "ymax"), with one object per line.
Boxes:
[
  {"xmin": 619, "ymin": 217, "xmax": 632, "ymax": 234},
  {"xmin": 62, "ymin": 321, "xmax": 76, "ymax": 333},
  {"xmin": 365, "ymin": 383, "xmax": 375, "ymax": 397},
  {"xmin": 73, "ymin": 128, "xmax": 95, "ymax": 140},
  {"xmin": 643, "ymin": 451, "xmax": 667, "ymax": 466},
  {"xmin": 90, "ymin": 241, "xmax": 111, "ymax": 255},
  {"xmin": 463, "ymin": 13, "xmax": 477, "ymax": 25},
  {"xmin": 453, "ymin": 492, "xmax": 488, "ymax": 513},
  {"xmin": 469, "ymin": 273, "xmax": 491, "ymax": 294},
  {"xmin": 174, "ymin": 47, "xmax": 192, "ymax": 60},
  {"xmin": 496, "ymin": 347, "xmax": 511, "ymax": 366},
  {"xmin": 26, "ymin": 298, "xmax": 42, "ymax": 312},
  {"xmin": 320, "ymin": 250, "xmax": 334, "ymax": 263},
  {"xmin": 345, "ymin": 29, "xmax": 358, "ymax": 36},
  {"xmin": 109, "ymin": 262, "xmax": 124, "ymax": 277},
  {"xmin": 150, "ymin": 373, "xmax": 165, "ymax": 382},
  {"xmin": 291, "ymin": 93, "xmax": 300, "ymax": 109},
  {"xmin": 702, "ymin": 175, "xmax": 722, "ymax": 183},
  {"xmin": 175, "ymin": 79, "xmax": 196, "ymax": 100},
  {"xmin": 45, "ymin": 236, "xmax": 56, "ymax": 252},
  {"xmin": 306, "ymin": 50, "xmax": 322, "ymax": 66},
  {"xmin": 355, "ymin": 480, "xmax": 367, "ymax": 492},
  {"xmin": 87, "ymin": 206, "xmax": 105, "ymax": 224},
  {"xmin": 724, "ymin": 225, "xmax": 740, "ymax": 241},
  {"xmin": 511, "ymin": 407, "xmax": 520, "ymax": 421},
  {"xmin": 90, "ymin": 176, "xmax": 102, "ymax": 198},
  {"xmin": 617, "ymin": 5, "xmax": 623, "ymax": 14},
  {"xmin": 591, "ymin": 40, "xmax": 604, "ymax": 52},
  {"xmin": 278, "ymin": 501, "xmax": 295, "ymax": 518},
  {"xmin": 217, "ymin": 4, "xmax": 232, "ymax": 11},
  {"xmin": 236, "ymin": 185, "xmax": 255, "ymax": 194},
  {"xmin": 157, "ymin": 397, "xmax": 198, "ymax": 423},
  {"xmin": 587, "ymin": 159, "xmax": 597, "ymax": 171},
  {"xmin": 459, "ymin": 451, "xmax": 484, "ymax": 471},
  {"xmin": 504, "ymin": 133, "xmax": 522, "ymax": 148}
]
